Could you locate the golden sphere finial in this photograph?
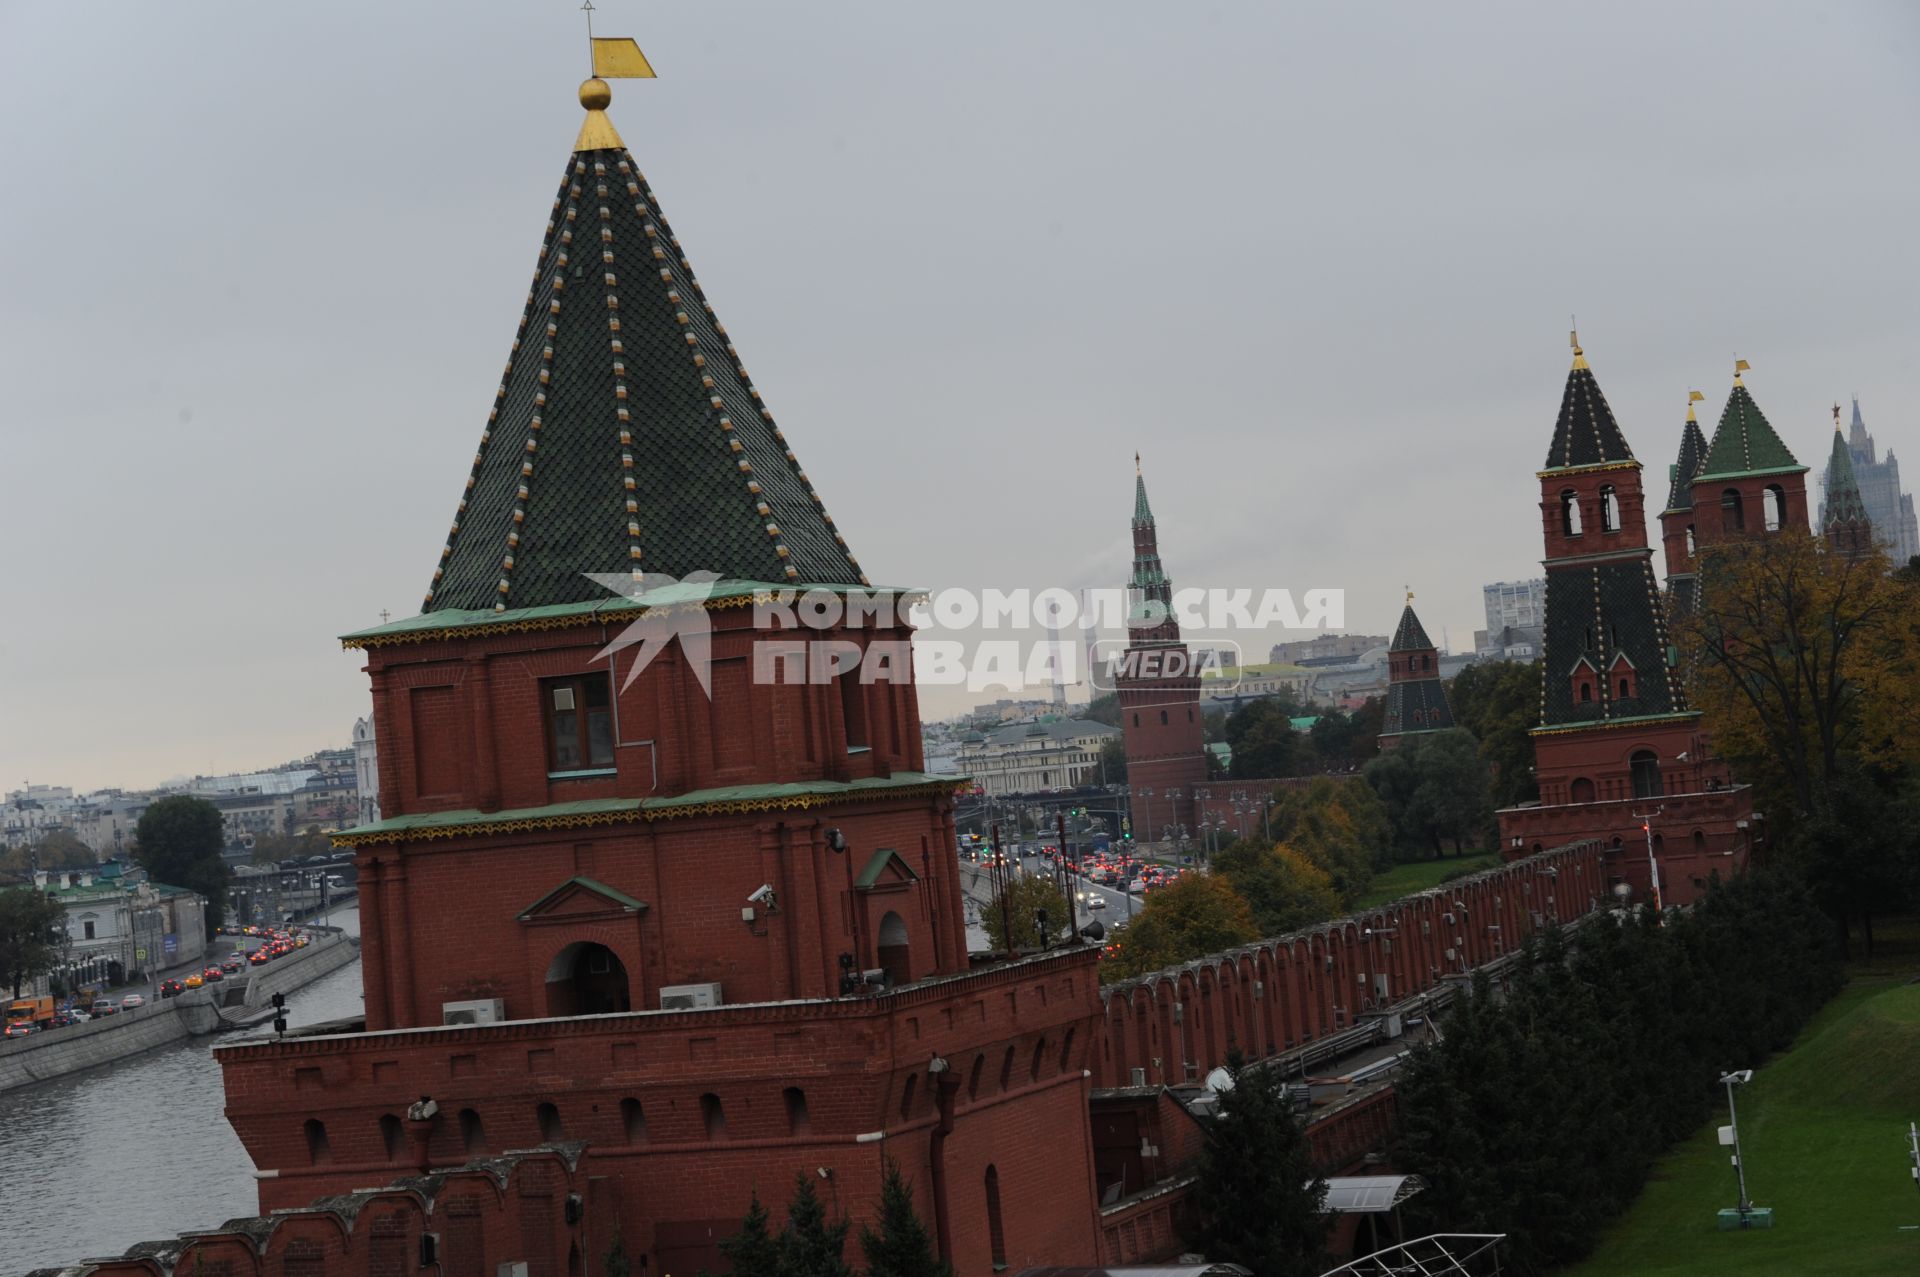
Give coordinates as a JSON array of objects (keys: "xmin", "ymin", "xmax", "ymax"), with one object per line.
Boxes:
[{"xmin": 580, "ymin": 78, "xmax": 612, "ymax": 111}]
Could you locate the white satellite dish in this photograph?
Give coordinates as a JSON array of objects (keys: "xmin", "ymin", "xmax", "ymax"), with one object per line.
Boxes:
[{"xmin": 1203, "ymin": 1065, "xmax": 1235, "ymax": 1093}]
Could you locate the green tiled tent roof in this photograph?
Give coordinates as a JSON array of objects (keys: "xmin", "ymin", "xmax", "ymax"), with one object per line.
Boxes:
[
  {"xmin": 1539, "ymin": 557, "xmax": 1687, "ymax": 726},
  {"xmin": 1664, "ymin": 417, "xmax": 1709, "ymax": 513},
  {"xmin": 1544, "ymin": 358, "xmax": 1635, "ymax": 471},
  {"xmin": 1133, "ymin": 470, "xmax": 1154, "ymax": 525},
  {"xmin": 1822, "ymin": 426, "xmax": 1871, "ymax": 529},
  {"xmin": 1697, "ymin": 382, "xmax": 1805, "ymax": 482},
  {"xmin": 1389, "ymin": 602, "xmax": 1434, "ymax": 652},
  {"xmin": 424, "ymin": 130, "xmax": 865, "ymax": 614},
  {"xmin": 1382, "ymin": 676, "xmax": 1453, "ymax": 737}
]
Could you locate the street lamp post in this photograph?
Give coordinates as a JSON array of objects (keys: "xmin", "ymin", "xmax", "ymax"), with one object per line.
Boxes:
[{"xmin": 1720, "ymin": 1069, "xmax": 1754, "ymax": 1219}]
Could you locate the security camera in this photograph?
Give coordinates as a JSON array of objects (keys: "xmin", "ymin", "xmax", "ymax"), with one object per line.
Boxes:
[{"xmin": 747, "ymin": 884, "xmax": 776, "ymax": 906}]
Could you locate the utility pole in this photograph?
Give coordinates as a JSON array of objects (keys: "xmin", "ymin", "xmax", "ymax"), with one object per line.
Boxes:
[{"xmin": 1058, "ymin": 812, "xmax": 1079, "ymax": 943}]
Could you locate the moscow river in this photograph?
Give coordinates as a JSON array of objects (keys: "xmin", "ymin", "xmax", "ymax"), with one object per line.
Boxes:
[{"xmin": 6, "ymin": 908, "xmax": 364, "ymax": 1274}]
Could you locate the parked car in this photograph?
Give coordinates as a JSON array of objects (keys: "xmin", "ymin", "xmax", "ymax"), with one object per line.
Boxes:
[
  {"xmin": 159, "ymin": 979, "xmax": 185, "ymax": 999},
  {"xmin": 121, "ymin": 993, "xmax": 146, "ymax": 1009}
]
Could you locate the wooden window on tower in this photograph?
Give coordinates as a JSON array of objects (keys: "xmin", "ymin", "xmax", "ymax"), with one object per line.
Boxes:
[{"xmin": 545, "ymin": 674, "xmax": 615, "ymax": 774}]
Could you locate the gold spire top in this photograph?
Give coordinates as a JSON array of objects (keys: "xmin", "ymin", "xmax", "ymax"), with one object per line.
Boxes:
[
  {"xmin": 572, "ymin": 7, "xmax": 654, "ymax": 154},
  {"xmin": 1687, "ymin": 389, "xmax": 1704, "ymax": 422},
  {"xmin": 1405, "ymin": 585, "xmax": 1414, "ymax": 604},
  {"xmin": 1733, "ymin": 357, "xmax": 1751, "ymax": 385},
  {"xmin": 1570, "ymin": 325, "xmax": 1588, "ymax": 371}
]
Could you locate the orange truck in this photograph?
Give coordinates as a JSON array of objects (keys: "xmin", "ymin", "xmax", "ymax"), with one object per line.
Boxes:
[{"xmin": 6, "ymin": 996, "xmax": 56, "ymax": 1029}]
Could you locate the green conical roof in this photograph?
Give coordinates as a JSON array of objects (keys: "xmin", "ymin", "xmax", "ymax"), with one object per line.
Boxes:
[
  {"xmin": 1133, "ymin": 464, "xmax": 1154, "ymax": 525},
  {"xmin": 423, "ymin": 111, "xmax": 864, "ymax": 614},
  {"xmin": 1389, "ymin": 601, "xmax": 1434, "ymax": 652},
  {"xmin": 1544, "ymin": 351, "xmax": 1635, "ymax": 471},
  {"xmin": 1824, "ymin": 426, "xmax": 1871, "ymax": 529},
  {"xmin": 1697, "ymin": 381, "xmax": 1805, "ymax": 482}
]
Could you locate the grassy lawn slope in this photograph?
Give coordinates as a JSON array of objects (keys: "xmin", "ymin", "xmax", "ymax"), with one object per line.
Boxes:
[
  {"xmin": 1357, "ymin": 854, "xmax": 1497, "ymax": 909},
  {"xmin": 1563, "ymin": 971, "xmax": 1920, "ymax": 1276}
]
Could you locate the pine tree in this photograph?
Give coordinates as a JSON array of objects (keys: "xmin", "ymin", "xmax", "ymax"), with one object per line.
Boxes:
[
  {"xmin": 1192, "ymin": 1052, "xmax": 1329, "ymax": 1277},
  {"xmin": 778, "ymin": 1174, "xmax": 853, "ymax": 1277},
  {"xmin": 710, "ymin": 1190, "xmax": 781, "ymax": 1277},
  {"xmin": 859, "ymin": 1159, "xmax": 951, "ymax": 1277}
]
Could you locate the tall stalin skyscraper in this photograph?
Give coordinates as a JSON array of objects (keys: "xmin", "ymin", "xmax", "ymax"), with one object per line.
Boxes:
[
  {"xmin": 1495, "ymin": 339, "xmax": 1755, "ymax": 906},
  {"xmin": 216, "ymin": 72, "xmax": 1105, "ymax": 1277}
]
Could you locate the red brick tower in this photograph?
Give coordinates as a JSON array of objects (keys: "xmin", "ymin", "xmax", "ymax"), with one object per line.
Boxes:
[
  {"xmin": 1116, "ymin": 458, "xmax": 1207, "ymax": 838},
  {"xmin": 1821, "ymin": 404, "xmax": 1876, "ymax": 561},
  {"xmin": 1657, "ymin": 392, "xmax": 1710, "ymax": 614},
  {"xmin": 216, "ymin": 71, "xmax": 1103, "ymax": 1277},
  {"xmin": 1690, "ymin": 361, "xmax": 1810, "ymax": 548},
  {"xmin": 1376, "ymin": 593, "xmax": 1453, "ymax": 751},
  {"xmin": 1496, "ymin": 337, "xmax": 1755, "ymax": 906}
]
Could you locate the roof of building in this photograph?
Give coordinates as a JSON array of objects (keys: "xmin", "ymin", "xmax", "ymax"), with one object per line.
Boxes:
[
  {"xmin": 1664, "ymin": 415, "xmax": 1710, "ymax": 513},
  {"xmin": 1544, "ymin": 345, "xmax": 1635, "ymax": 470},
  {"xmin": 967, "ymin": 719, "xmax": 1118, "ymax": 749},
  {"xmin": 1381, "ymin": 675, "xmax": 1454, "ymax": 737},
  {"xmin": 421, "ymin": 80, "xmax": 865, "ymax": 616},
  {"xmin": 1389, "ymin": 601, "xmax": 1434, "ymax": 652},
  {"xmin": 1823, "ymin": 423, "xmax": 1871, "ymax": 529},
  {"xmin": 1698, "ymin": 379, "xmax": 1805, "ymax": 481},
  {"xmin": 1133, "ymin": 457, "xmax": 1154, "ymax": 525}
]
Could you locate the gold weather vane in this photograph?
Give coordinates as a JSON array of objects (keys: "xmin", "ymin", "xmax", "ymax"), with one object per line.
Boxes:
[
  {"xmin": 1687, "ymin": 389, "xmax": 1704, "ymax": 422},
  {"xmin": 1405, "ymin": 585, "xmax": 1414, "ymax": 604},
  {"xmin": 1734, "ymin": 357, "xmax": 1751, "ymax": 385},
  {"xmin": 1570, "ymin": 321, "xmax": 1588, "ymax": 371},
  {"xmin": 574, "ymin": 2, "xmax": 656, "ymax": 153}
]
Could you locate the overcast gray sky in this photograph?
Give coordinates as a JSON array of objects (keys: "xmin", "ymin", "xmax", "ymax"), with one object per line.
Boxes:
[{"xmin": 3, "ymin": 2, "xmax": 1917, "ymax": 792}]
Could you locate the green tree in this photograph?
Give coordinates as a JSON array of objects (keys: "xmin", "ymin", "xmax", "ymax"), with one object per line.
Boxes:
[
  {"xmin": 858, "ymin": 1159, "xmax": 951, "ymax": 1277},
  {"xmin": 133, "ymin": 795, "xmax": 231, "ymax": 937},
  {"xmin": 1344, "ymin": 696, "xmax": 1384, "ymax": 765},
  {"xmin": 1192, "ymin": 1052, "xmax": 1329, "ymax": 1277},
  {"xmin": 1100, "ymin": 872, "xmax": 1258, "ymax": 980},
  {"xmin": 0, "ymin": 886, "xmax": 64, "ymax": 997},
  {"xmin": 1363, "ymin": 730, "xmax": 1493, "ymax": 858},
  {"xmin": 778, "ymin": 1174, "xmax": 853, "ymax": 1277},
  {"xmin": 1084, "ymin": 691, "xmax": 1121, "ymax": 728},
  {"xmin": 1212, "ymin": 841, "xmax": 1341, "ymax": 935},
  {"xmin": 605, "ymin": 1226, "xmax": 635, "ymax": 1277},
  {"xmin": 1097, "ymin": 735, "xmax": 1128, "ymax": 786},
  {"xmin": 981, "ymin": 873, "xmax": 1070, "ymax": 952},
  {"xmin": 1225, "ymin": 699, "xmax": 1310, "ymax": 779},
  {"xmin": 711, "ymin": 1190, "xmax": 781, "ymax": 1277},
  {"xmin": 1266, "ymin": 777, "xmax": 1391, "ymax": 902},
  {"xmin": 1446, "ymin": 659, "xmax": 1541, "ymax": 808}
]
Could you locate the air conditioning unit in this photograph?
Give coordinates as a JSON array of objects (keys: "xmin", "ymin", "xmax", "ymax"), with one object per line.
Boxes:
[
  {"xmin": 442, "ymin": 999, "xmax": 506, "ymax": 1026},
  {"xmin": 659, "ymin": 982, "xmax": 723, "ymax": 1011}
]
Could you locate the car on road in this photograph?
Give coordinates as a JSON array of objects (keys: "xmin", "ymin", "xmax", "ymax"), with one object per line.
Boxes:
[
  {"xmin": 159, "ymin": 979, "xmax": 184, "ymax": 998},
  {"xmin": 222, "ymin": 957, "xmax": 244, "ymax": 973},
  {"xmin": 183, "ymin": 974, "xmax": 204, "ymax": 988},
  {"xmin": 3, "ymin": 1021, "xmax": 36, "ymax": 1038},
  {"xmin": 90, "ymin": 999, "xmax": 119, "ymax": 1017},
  {"xmin": 121, "ymin": 993, "xmax": 146, "ymax": 1009},
  {"xmin": 249, "ymin": 949, "xmax": 272, "ymax": 966},
  {"xmin": 202, "ymin": 967, "xmax": 225, "ymax": 983},
  {"xmin": 1085, "ymin": 895, "xmax": 1107, "ymax": 910}
]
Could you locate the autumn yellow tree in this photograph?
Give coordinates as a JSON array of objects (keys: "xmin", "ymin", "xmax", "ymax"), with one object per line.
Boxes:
[
  {"xmin": 1099, "ymin": 873, "xmax": 1259, "ymax": 982},
  {"xmin": 1212, "ymin": 841, "xmax": 1343, "ymax": 936},
  {"xmin": 1677, "ymin": 528, "xmax": 1918, "ymax": 816}
]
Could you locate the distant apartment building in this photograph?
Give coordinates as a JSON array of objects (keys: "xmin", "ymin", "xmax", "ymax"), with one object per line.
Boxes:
[
  {"xmin": 1200, "ymin": 661, "xmax": 1314, "ymax": 711},
  {"xmin": 3, "ymin": 784, "xmax": 78, "ymax": 844},
  {"xmin": 69, "ymin": 790, "xmax": 152, "ymax": 858},
  {"xmin": 1476, "ymin": 578, "xmax": 1545, "ymax": 659},
  {"xmin": 956, "ymin": 718, "xmax": 1118, "ymax": 795},
  {"xmin": 1820, "ymin": 399, "xmax": 1919, "ymax": 564},
  {"xmin": 1267, "ymin": 634, "xmax": 1388, "ymax": 665}
]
